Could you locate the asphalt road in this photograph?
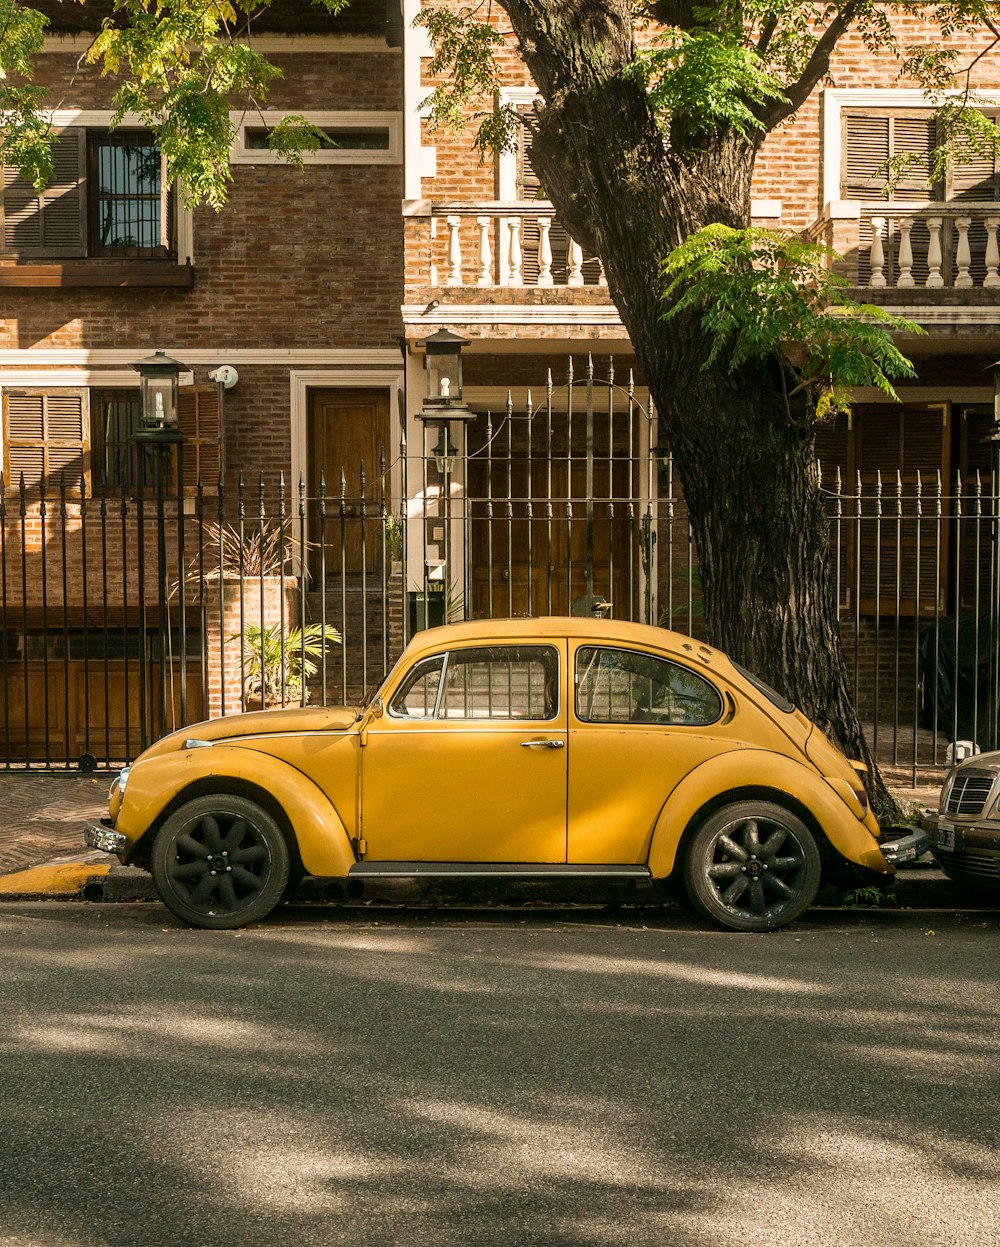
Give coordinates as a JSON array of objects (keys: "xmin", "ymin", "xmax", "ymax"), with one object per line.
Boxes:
[{"xmin": 0, "ymin": 901, "xmax": 998, "ymax": 1247}]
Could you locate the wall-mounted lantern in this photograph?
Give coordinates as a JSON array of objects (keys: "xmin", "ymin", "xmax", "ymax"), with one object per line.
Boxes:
[{"xmin": 133, "ymin": 349, "xmax": 187, "ymax": 436}]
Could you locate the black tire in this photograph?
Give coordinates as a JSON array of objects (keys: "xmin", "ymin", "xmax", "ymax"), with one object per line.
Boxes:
[
  {"xmin": 150, "ymin": 795, "xmax": 290, "ymax": 930},
  {"xmin": 683, "ymin": 800, "xmax": 822, "ymax": 933}
]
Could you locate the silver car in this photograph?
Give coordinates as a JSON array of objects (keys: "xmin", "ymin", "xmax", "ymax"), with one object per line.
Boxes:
[{"xmin": 934, "ymin": 757, "xmax": 1000, "ymax": 887}]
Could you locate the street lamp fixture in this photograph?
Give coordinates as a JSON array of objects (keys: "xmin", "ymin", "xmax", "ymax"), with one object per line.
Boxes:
[
  {"xmin": 432, "ymin": 427, "xmax": 460, "ymax": 477},
  {"xmin": 133, "ymin": 349, "xmax": 186, "ymax": 437},
  {"xmin": 420, "ymin": 327, "xmax": 470, "ymax": 413}
]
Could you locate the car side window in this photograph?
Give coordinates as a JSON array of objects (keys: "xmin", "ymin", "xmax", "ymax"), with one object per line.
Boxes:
[
  {"xmin": 438, "ymin": 645, "xmax": 559, "ymax": 720},
  {"xmin": 576, "ymin": 646, "xmax": 722, "ymax": 726},
  {"xmin": 388, "ymin": 656, "xmax": 445, "ymax": 718}
]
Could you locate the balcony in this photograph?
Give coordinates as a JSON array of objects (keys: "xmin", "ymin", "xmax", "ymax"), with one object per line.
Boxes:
[
  {"xmin": 402, "ymin": 201, "xmax": 626, "ymax": 341},
  {"xmin": 813, "ymin": 201, "xmax": 1000, "ymax": 326}
]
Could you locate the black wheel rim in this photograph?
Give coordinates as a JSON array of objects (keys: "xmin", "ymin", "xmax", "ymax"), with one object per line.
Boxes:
[
  {"xmin": 704, "ymin": 816, "xmax": 807, "ymax": 922},
  {"xmin": 166, "ymin": 812, "xmax": 271, "ymax": 916}
]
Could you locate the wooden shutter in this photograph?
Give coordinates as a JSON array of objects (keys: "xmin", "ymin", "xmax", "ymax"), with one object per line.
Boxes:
[
  {"xmin": 853, "ymin": 405, "xmax": 949, "ymax": 615},
  {"xmin": 957, "ymin": 406, "xmax": 997, "ymax": 609},
  {"xmin": 515, "ymin": 108, "xmax": 601, "ymax": 285},
  {"xmin": 176, "ymin": 386, "xmax": 223, "ymax": 492},
  {"xmin": 844, "ymin": 112, "xmax": 937, "ymax": 285},
  {"xmin": 0, "ymin": 130, "xmax": 86, "ymax": 258},
  {"xmin": 3, "ymin": 389, "xmax": 88, "ymax": 493}
]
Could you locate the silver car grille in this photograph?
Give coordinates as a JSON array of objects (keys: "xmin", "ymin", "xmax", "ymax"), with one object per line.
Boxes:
[
  {"xmin": 936, "ymin": 848, "xmax": 1000, "ymax": 881},
  {"xmin": 946, "ymin": 773, "xmax": 995, "ymax": 816}
]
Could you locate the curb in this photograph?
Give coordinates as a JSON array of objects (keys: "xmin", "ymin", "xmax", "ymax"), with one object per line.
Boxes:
[{"xmin": 0, "ymin": 853, "xmax": 155, "ymax": 902}]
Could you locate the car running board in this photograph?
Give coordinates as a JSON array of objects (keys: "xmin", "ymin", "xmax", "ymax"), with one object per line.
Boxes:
[{"xmin": 348, "ymin": 862, "xmax": 653, "ymax": 880}]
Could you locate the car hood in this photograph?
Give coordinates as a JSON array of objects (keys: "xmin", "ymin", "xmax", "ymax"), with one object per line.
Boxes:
[{"xmin": 137, "ymin": 704, "xmax": 362, "ymax": 760}]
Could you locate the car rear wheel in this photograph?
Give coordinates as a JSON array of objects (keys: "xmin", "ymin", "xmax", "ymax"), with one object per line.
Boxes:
[
  {"xmin": 151, "ymin": 795, "xmax": 290, "ymax": 930},
  {"xmin": 684, "ymin": 801, "xmax": 821, "ymax": 932}
]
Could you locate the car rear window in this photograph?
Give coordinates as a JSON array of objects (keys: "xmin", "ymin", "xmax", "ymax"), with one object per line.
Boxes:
[
  {"xmin": 731, "ymin": 661, "xmax": 795, "ymax": 713},
  {"xmin": 576, "ymin": 646, "xmax": 723, "ymax": 725}
]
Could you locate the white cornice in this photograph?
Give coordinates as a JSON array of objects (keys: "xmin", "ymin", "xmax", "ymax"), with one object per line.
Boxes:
[
  {"xmin": 0, "ymin": 348, "xmax": 402, "ymax": 367},
  {"xmin": 876, "ymin": 307, "xmax": 1000, "ymax": 325},
  {"xmin": 402, "ymin": 304, "xmax": 624, "ymax": 326}
]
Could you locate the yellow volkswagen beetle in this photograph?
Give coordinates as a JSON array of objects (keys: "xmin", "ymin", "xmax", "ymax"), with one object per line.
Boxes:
[{"xmin": 84, "ymin": 617, "xmax": 924, "ymax": 932}]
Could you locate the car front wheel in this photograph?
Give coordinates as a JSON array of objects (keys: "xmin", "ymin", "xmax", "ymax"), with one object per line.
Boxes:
[
  {"xmin": 151, "ymin": 795, "xmax": 290, "ymax": 930},
  {"xmin": 683, "ymin": 800, "xmax": 821, "ymax": 933}
]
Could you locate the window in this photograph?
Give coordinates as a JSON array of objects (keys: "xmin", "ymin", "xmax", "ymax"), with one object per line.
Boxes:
[
  {"xmin": 390, "ymin": 646, "xmax": 558, "ymax": 720},
  {"xmin": 439, "ymin": 646, "xmax": 558, "ymax": 720},
  {"xmin": 246, "ymin": 126, "xmax": 391, "ymax": 153},
  {"xmin": 389, "ymin": 656, "xmax": 445, "ymax": 718},
  {"xmin": 231, "ymin": 112, "xmax": 402, "ymax": 165},
  {"xmin": 1, "ymin": 127, "xmax": 175, "ymax": 260},
  {"xmin": 576, "ymin": 647, "xmax": 722, "ymax": 726},
  {"xmin": 4, "ymin": 385, "xmax": 221, "ymax": 495},
  {"xmin": 843, "ymin": 107, "xmax": 1000, "ymax": 284}
]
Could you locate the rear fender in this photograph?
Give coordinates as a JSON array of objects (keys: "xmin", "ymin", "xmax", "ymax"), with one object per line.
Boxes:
[
  {"xmin": 116, "ymin": 747, "xmax": 356, "ymax": 877},
  {"xmin": 646, "ymin": 749, "xmax": 889, "ymax": 879}
]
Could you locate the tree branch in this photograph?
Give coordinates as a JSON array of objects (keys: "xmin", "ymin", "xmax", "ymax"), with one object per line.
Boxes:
[{"xmin": 754, "ymin": 3, "xmax": 860, "ymax": 133}]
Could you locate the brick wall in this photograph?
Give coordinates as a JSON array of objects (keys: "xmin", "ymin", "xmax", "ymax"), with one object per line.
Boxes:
[{"xmin": 0, "ymin": 50, "xmax": 404, "ymax": 353}]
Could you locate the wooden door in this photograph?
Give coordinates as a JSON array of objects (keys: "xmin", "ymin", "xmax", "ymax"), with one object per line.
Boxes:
[
  {"xmin": 308, "ymin": 389, "xmax": 390, "ymax": 575},
  {"xmin": 469, "ymin": 455, "xmax": 634, "ymax": 617}
]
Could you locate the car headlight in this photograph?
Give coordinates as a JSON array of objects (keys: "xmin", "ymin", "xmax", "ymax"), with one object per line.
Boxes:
[
  {"xmin": 938, "ymin": 769, "xmax": 957, "ymax": 813},
  {"xmin": 109, "ymin": 766, "xmax": 131, "ymax": 822}
]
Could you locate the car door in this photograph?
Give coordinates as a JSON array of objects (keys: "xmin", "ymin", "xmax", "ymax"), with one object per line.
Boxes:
[
  {"xmin": 568, "ymin": 643, "xmax": 727, "ymax": 863},
  {"xmin": 361, "ymin": 641, "xmax": 568, "ymax": 862}
]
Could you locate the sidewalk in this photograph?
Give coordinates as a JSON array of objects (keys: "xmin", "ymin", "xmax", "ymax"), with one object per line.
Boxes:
[{"xmin": 0, "ymin": 766, "xmax": 956, "ymax": 907}]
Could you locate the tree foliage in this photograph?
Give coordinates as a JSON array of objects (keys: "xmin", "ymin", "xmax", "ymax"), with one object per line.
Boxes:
[{"xmin": 661, "ymin": 227, "xmax": 923, "ymax": 421}]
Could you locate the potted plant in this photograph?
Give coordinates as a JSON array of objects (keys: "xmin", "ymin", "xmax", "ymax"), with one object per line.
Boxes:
[{"xmin": 238, "ymin": 621, "xmax": 341, "ymax": 709}]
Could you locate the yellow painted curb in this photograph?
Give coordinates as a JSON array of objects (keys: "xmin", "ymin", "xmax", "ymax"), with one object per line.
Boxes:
[{"xmin": 0, "ymin": 855, "xmax": 113, "ymax": 896}]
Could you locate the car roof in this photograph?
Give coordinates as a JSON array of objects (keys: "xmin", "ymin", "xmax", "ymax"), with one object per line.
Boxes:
[{"xmin": 404, "ymin": 616, "xmax": 729, "ymax": 670}]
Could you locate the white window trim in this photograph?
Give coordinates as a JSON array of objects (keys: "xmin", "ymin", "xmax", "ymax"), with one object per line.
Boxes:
[
  {"xmin": 497, "ymin": 88, "xmax": 541, "ymax": 201},
  {"xmin": 22, "ymin": 110, "xmax": 194, "ymax": 264},
  {"xmin": 230, "ymin": 111, "xmax": 402, "ymax": 165},
  {"xmin": 822, "ymin": 88, "xmax": 1000, "ymax": 210}
]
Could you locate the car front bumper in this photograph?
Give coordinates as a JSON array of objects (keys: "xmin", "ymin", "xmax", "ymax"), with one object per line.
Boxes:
[
  {"xmin": 930, "ymin": 813, "xmax": 1000, "ymax": 886},
  {"xmin": 877, "ymin": 827, "xmax": 930, "ymax": 865},
  {"xmin": 84, "ymin": 819, "xmax": 128, "ymax": 856}
]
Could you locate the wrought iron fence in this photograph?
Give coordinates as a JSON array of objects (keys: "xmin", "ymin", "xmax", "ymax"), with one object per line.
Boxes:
[{"xmin": 3, "ymin": 439, "xmax": 1000, "ymax": 781}]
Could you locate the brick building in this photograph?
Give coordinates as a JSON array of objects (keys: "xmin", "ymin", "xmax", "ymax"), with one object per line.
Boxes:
[
  {"xmin": 0, "ymin": 0, "xmax": 407, "ymax": 762},
  {"xmin": 398, "ymin": 2, "xmax": 1000, "ymax": 761},
  {"xmin": 4, "ymin": 2, "xmax": 999, "ymax": 766}
]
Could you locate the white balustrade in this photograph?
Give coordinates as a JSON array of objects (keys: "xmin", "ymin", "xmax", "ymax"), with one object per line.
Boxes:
[
  {"xmin": 869, "ymin": 217, "xmax": 887, "ymax": 288},
  {"xmin": 446, "ymin": 214, "xmax": 463, "ymax": 287},
  {"xmin": 955, "ymin": 216, "xmax": 973, "ymax": 288},
  {"xmin": 896, "ymin": 217, "xmax": 914, "ymax": 288},
  {"xmin": 506, "ymin": 216, "xmax": 523, "ymax": 285},
  {"xmin": 476, "ymin": 215, "xmax": 492, "ymax": 287},
  {"xmin": 423, "ymin": 206, "xmax": 604, "ymax": 291},
  {"xmin": 567, "ymin": 239, "xmax": 584, "ymax": 287},
  {"xmin": 536, "ymin": 217, "xmax": 553, "ymax": 286},
  {"xmin": 860, "ymin": 204, "xmax": 1000, "ymax": 290},
  {"xmin": 986, "ymin": 216, "xmax": 1000, "ymax": 287}
]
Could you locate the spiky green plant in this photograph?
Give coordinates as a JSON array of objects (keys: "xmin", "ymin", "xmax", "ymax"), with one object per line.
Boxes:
[{"xmin": 237, "ymin": 622, "xmax": 341, "ymax": 707}]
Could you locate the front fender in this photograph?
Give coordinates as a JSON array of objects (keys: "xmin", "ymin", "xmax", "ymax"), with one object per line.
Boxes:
[
  {"xmin": 116, "ymin": 747, "xmax": 356, "ymax": 877},
  {"xmin": 646, "ymin": 748, "xmax": 889, "ymax": 879}
]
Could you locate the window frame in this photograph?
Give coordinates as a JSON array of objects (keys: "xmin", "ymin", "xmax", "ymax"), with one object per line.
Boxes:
[
  {"xmin": 230, "ymin": 111, "xmax": 402, "ymax": 166},
  {"xmin": 388, "ymin": 644, "xmax": 560, "ymax": 722}
]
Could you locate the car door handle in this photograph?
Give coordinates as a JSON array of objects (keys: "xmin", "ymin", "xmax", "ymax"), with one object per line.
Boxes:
[{"xmin": 520, "ymin": 739, "xmax": 565, "ymax": 749}]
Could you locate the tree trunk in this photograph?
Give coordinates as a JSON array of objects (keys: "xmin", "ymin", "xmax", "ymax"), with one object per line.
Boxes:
[{"xmin": 500, "ymin": 0, "xmax": 898, "ymax": 815}]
